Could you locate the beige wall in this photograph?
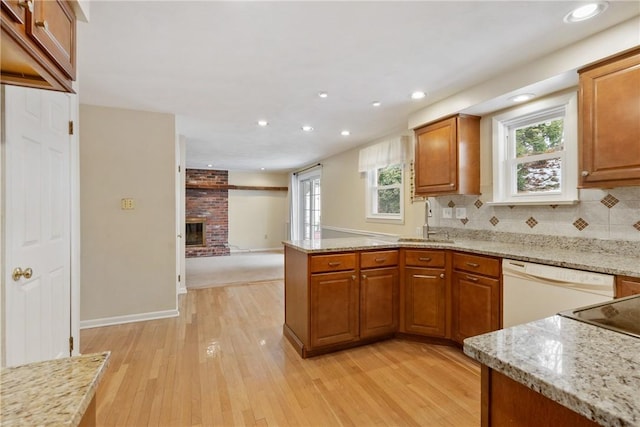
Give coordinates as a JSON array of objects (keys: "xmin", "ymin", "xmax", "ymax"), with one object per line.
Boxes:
[
  {"xmin": 79, "ymin": 105, "xmax": 177, "ymax": 322},
  {"xmin": 228, "ymin": 171, "xmax": 288, "ymax": 251},
  {"xmin": 321, "ymin": 132, "xmax": 427, "ymax": 239}
]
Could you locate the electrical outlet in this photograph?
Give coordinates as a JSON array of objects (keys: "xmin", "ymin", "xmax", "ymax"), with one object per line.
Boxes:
[
  {"xmin": 442, "ymin": 208, "xmax": 453, "ymax": 219},
  {"xmin": 455, "ymin": 207, "xmax": 467, "ymax": 219},
  {"xmin": 121, "ymin": 198, "xmax": 135, "ymax": 210}
]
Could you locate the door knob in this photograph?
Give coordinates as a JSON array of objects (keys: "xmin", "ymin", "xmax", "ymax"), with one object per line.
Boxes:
[{"xmin": 12, "ymin": 267, "xmax": 33, "ymax": 281}]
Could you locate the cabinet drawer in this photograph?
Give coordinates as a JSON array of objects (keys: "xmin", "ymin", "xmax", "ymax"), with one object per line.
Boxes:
[
  {"xmin": 310, "ymin": 253, "xmax": 356, "ymax": 273},
  {"xmin": 453, "ymin": 252, "xmax": 500, "ymax": 277},
  {"xmin": 404, "ymin": 250, "xmax": 445, "ymax": 268},
  {"xmin": 360, "ymin": 250, "xmax": 398, "ymax": 269}
]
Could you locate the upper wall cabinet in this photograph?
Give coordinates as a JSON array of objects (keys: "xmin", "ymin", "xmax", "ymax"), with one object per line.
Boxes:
[
  {"xmin": 414, "ymin": 114, "xmax": 480, "ymax": 196},
  {"xmin": 578, "ymin": 47, "xmax": 640, "ymax": 188},
  {"xmin": 1, "ymin": 0, "xmax": 76, "ymax": 92}
]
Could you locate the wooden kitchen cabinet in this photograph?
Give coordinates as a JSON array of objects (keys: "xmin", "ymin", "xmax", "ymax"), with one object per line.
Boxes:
[
  {"xmin": 615, "ymin": 275, "xmax": 640, "ymax": 298},
  {"xmin": 578, "ymin": 47, "xmax": 640, "ymax": 188},
  {"xmin": 414, "ymin": 114, "xmax": 480, "ymax": 196},
  {"xmin": 451, "ymin": 252, "xmax": 501, "ymax": 344},
  {"xmin": 1, "ymin": 0, "xmax": 76, "ymax": 92},
  {"xmin": 402, "ymin": 249, "xmax": 449, "ymax": 338},
  {"xmin": 284, "ymin": 247, "xmax": 399, "ymax": 357},
  {"xmin": 310, "ymin": 270, "xmax": 359, "ymax": 348}
]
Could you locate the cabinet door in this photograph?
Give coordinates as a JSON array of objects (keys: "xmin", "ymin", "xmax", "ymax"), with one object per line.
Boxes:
[
  {"xmin": 404, "ymin": 267, "xmax": 447, "ymax": 337},
  {"xmin": 579, "ymin": 48, "xmax": 640, "ymax": 187},
  {"xmin": 615, "ymin": 276, "xmax": 640, "ymax": 298},
  {"xmin": 310, "ymin": 271, "xmax": 359, "ymax": 349},
  {"xmin": 360, "ymin": 267, "xmax": 398, "ymax": 339},
  {"xmin": 2, "ymin": 0, "xmax": 28, "ymax": 24},
  {"xmin": 452, "ymin": 272, "xmax": 500, "ymax": 343},
  {"xmin": 27, "ymin": 0, "xmax": 75, "ymax": 79},
  {"xmin": 414, "ymin": 116, "xmax": 458, "ymax": 194}
]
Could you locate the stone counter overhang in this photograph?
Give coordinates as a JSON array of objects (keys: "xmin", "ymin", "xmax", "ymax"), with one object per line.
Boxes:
[
  {"xmin": 463, "ymin": 316, "xmax": 640, "ymax": 426},
  {"xmin": 0, "ymin": 352, "xmax": 110, "ymax": 426},
  {"xmin": 283, "ymin": 236, "xmax": 640, "ymax": 278}
]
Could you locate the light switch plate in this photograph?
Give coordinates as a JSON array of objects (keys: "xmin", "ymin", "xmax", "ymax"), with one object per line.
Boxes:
[
  {"xmin": 442, "ymin": 208, "xmax": 453, "ymax": 219},
  {"xmin": 455, "ymin": 207, "xmax": 467, "ymax": 219}
]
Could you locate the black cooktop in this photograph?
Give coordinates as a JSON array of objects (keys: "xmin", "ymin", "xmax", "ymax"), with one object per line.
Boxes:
[{"xmin": 558, "ymin": 294, "xmax": 640, "ymax": 339}]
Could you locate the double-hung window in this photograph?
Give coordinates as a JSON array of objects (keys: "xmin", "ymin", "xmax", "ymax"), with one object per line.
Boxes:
[
  {"xmin": 358, "ymin": 136, "xmax": 409, "ymax": 222},
  {"xmin": 492, "ymin": 92, "xmax": 578, "ymax": 205},
  {"xmin": 367, "ymin": 164, "xmax": 403, "ymax": 220}
]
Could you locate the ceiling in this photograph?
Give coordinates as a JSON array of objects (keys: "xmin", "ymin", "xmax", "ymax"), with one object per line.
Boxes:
[{"xmin": 77, "ymin": 1, "xmax": 640, "ymax": 172}]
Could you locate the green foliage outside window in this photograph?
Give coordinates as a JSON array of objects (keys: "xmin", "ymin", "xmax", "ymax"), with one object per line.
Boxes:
[
  {"xmin": 515, "ymin": 119, "xmax": 564, "ymax": 193},
  {"xmin": 374, "ymin": 165, "xmax": 402, "ymax": 215}
]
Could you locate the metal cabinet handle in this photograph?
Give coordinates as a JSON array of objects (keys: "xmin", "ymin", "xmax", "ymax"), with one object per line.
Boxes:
[
  {"xmin": 419, "ymin": 257, "xmax": 431, "ymax": 262},
  {"xmin": 465, "ymin": 262, "xmax": 480, "ymax": 268},
  {"xmin": 581, "ymin": 170, "xmax": 590, "ymax": 177},
  {"xmin": 374, "ymin": 258, "xmax": 386, "ymax": 263},
  {"xmin": 413, "ymin": 274, "xmax": 437, "ymax": 279},
  {"xmin": 351, "ymin": 275, "xmax": 357, "ymax": 281},
  {"xmin": 328, "ymin": 262, "xmax": 341, "ymax": 267},
  {"xmin": 362, "ymin": 274, "xmax": 367, "ymax": 280},
  {"xmin": 18, "ymin": 0, "xmax": 34, "ymax": 12},
  {"xmin": 466, "ymin": 275, "xmax": 479, "ymax": 282},
  {"xmin": 12, "ymin": 267, "xmax": 33, "ymax": 281},
  {"xmin": 440, "ymin": 273, "xmax": 445, "ymax": 279},
  {"xmin": 35, "ymin": 20, "xmax": 48, "ymax": 30}
]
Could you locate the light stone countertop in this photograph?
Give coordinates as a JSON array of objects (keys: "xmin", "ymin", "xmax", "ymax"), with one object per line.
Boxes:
[
  {"xmin": 283, "ymin": 235, "xmax": 640, "ymax": 278},
  {"xmin": 463, "ymin": 316, "xmax": 640, "ymax": 426},
  {"xmin": 0, "ymin": 352, "xmax": 110, "ymax": 427}
]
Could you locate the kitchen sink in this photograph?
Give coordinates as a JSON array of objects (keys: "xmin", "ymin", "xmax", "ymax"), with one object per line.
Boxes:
[
  {"xmin": 558, "ymin": 294, "xmax": 640, "ymax": 339},
  {"xmin": 397, "ymin": 237, "xmax": 455, "ymax": 244}
]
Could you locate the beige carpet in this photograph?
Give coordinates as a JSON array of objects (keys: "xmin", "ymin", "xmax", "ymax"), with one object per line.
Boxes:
[{"xmin": 185, "ymin": 250, "xmax": 284, "ymax": 289}]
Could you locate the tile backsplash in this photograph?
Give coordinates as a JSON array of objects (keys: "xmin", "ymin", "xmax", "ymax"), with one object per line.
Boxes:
[{"xmin": 432, "ymin": 186, "xmax": 640, "ymax": 241}]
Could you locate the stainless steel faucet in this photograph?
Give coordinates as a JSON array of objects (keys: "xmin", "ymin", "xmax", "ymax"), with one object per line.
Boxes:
[{"xmin": 423, "ymin": 200, "xmax": 431, "ymax": 239}]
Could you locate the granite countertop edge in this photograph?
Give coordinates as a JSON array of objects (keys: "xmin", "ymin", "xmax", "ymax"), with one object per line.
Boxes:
[
  {"xmin": 282, "ymin": 237, "xmax": 640, "ymax": 278},
  {"xmin": 463, "ymin": 318, "xmax": 640, "ymax": 427},
  {"xmin": 0, "ymin": 351, "xmax": 111, "ymax": 427}
]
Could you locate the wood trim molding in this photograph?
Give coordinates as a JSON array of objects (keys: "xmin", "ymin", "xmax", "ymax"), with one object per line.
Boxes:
[
  {"xmin": 186, "ymin": 184, "xmax": 288, "ymax": 191},
  {"xmin": 80, "ymin": 309, "xmax": 179, "ymax": 329}
]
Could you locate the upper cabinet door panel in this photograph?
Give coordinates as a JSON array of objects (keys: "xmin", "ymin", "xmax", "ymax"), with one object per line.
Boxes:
[
  {"xmin": 415, "ymin": 116, "xmax": 458, "ymax": 194},
  {"xmin": 27, "ymin": 0, "xmax": 75, "ymax": 79},
  {"xmin": 2, "ymin": 0, "xmax": 28, "ymax": 24},
  {"xmin": 579, "ymin": 48, "xmax": 640, "ymax": 188}
]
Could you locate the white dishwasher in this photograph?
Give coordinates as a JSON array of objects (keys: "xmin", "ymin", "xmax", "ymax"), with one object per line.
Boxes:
[{"xmin": 502, "ymin": 259, "xmax": 614, "ymax": 328}]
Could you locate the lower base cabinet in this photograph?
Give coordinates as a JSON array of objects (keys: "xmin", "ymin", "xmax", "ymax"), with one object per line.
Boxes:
[
  {"xmin": 481, "ymin": 366, "xmax": 599, "ymax": 427},
  {"xmin": 615, "ymin": 275, "xmax": 640, "ymax": 298},
  {"xmin": 360, "ymin": 267, "xmax": 399, "ymax": 339},
  {"xmin": 310, "ymin": 271, "xmax": 359, "ymax": 348},
  {"xmin": 404, "ymin": 267, "xmax": 447, "ymax": 337}
]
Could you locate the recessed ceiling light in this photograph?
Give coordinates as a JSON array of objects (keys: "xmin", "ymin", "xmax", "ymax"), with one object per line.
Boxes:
[
  {"xmin": 302, "ymin": 125, "xmax": 314, "ymax": 132},
  {"xmin": 509, "ymin": 93, "xmax": 536, "ymax": 103},
  {"xmin": 341, "ymin": 130, "xmax": 350, "ymax": 136},
  {"xmin": 411, "ymin": 91, "xmax": 426, "ymax": 100},
  {"xmin": 260, "ymin": 167, "xmax": 265, "ymax": 171},
  {"xmin": 207, "ymin": 164, "xmax": 213, "ymax": 168},
  {"xmin": 318, "ymin": 91, "xmax": 328, "ymax": 98},
  {"xmin": 372, "ymin": 101, "xmax": 381, "ymax": 107},
  {"xmin": 257, "ymin": 119, "xmax": 268, "ymax": 127},
  {"xmin": 564, "ymin": 2, "xmax": 608, "ymax": 23}
]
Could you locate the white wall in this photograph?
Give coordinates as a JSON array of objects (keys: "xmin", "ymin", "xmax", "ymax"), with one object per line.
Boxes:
[
  {"xmin": 228, "ymin": 171, "xmax": 288, "ymax": 251},
  {"xmin": 321, "ymin": 131, "xmax": 427, "ymax": 239},
  {"xmin": 79, "ymin": 105, "xmax": 178, "ymax": 325}
]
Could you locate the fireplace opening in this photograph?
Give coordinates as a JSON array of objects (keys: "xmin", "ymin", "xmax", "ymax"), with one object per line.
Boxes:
[{"xmin": 186, "ymin": 218, "xmax": 206, "ymax": 247}]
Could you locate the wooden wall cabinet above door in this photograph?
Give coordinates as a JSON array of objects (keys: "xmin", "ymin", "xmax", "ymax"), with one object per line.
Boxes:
[
  {"xmin": 413, "ymin": 114, "xmax": 480, "ymax": 196},
  {"xmin": 1, "ymin": 0, "xmax": 76, "ymax": 92},
  {"xmin": 578, "ymin": 47, "xmax": 640, "ymax": 188}
]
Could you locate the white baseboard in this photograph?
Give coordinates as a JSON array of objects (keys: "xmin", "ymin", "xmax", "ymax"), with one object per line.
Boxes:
[
  {"xmin": 80, "ymin": 309, "xmax": 179, "ymax": 329},
  {"xmin": 229, "ymin": 246, "xmax": 284, "ymax": 254}
]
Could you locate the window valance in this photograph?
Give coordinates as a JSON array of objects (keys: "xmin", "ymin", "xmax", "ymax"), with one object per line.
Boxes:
[{"xmin": 357, "ymin": 136, "xmax": 410, "ymax": 172}]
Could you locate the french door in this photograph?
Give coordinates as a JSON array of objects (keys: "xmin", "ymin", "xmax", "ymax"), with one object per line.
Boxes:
[{"xmin": 293, "ymin": 168, "xmax": 321, "ymax": 240}]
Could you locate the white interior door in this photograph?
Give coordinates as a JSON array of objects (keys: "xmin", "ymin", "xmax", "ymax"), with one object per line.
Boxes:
[
  {"xmin": 176, "ymin": 135, "xmax": 186, "ymax": 295},
  {"xmin": 3, "ymin": 85, "xmax": 71, "ymax": 367}
]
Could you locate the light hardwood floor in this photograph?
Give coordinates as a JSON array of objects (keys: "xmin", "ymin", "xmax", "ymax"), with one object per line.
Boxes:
[{"xmin": 81, "ymin": 281, "xmax": 481, "ymax": 426}]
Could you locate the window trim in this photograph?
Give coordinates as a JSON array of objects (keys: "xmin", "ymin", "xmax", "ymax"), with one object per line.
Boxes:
[
  {"xmin": 365, "ymin": 163, "xmax": 405, "ymax": 223},
  {"xmin": 490, "ymin": 92, "xmax": 578, "ymax": 205}
]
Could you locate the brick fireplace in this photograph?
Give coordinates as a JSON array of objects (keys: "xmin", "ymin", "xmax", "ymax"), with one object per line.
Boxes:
[{"xmin": 185, "ymin": 169, "xmax": 230, "ymax": 257}]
